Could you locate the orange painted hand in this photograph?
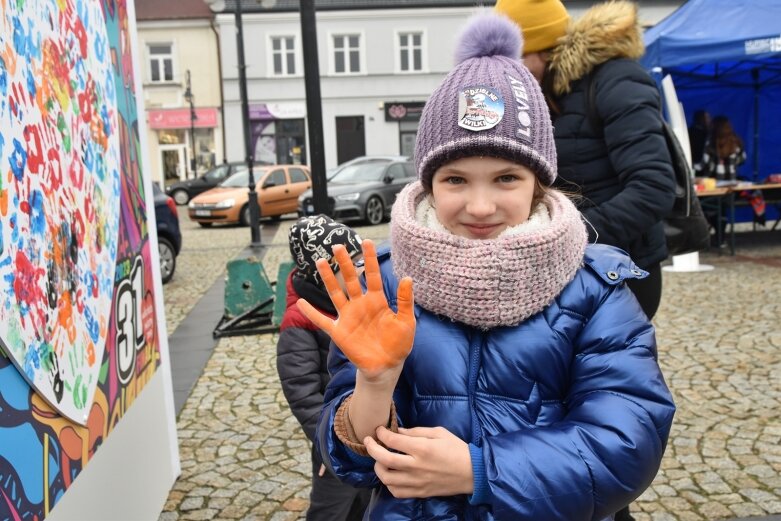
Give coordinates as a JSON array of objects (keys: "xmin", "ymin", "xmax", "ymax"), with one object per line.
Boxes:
[{"xmin": 297, "ymin": 239, "xmax": 416, "ymax": 379}]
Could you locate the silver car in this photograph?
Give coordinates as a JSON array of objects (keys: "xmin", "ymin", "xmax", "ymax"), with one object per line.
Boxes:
[{"xmin": 298, "ymin": 161, "xmax": 415, "ymax": 225}]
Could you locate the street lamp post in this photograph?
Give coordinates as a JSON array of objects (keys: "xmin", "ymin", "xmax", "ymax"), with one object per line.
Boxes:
[
  {"xmin": 183, "ymin": 70, "xmax": 198, "ymax": 180},
  {"xmin": 206, "ymin": 0, "xmax": 262, "ymax": 247},
  {"xmin": 300, "ymin": 0, "xmax": 329, "ymax": 215}
]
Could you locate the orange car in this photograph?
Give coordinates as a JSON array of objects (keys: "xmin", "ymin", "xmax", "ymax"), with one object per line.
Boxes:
[{"xmin": 188, "ymin": 164, "xmax": 311, "ymax": 227}]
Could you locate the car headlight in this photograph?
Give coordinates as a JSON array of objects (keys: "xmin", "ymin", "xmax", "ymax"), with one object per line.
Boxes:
[
  {"xmin": 188, "ymin": 200, "xmax": 196, "ymax": 209},
  {"xmin": 335, "ymin": 193, "xmax": 360, "ymax": 202},
  {"xmin": 213, "ymin": 198, "xmax": 235, "ymax": 209}
]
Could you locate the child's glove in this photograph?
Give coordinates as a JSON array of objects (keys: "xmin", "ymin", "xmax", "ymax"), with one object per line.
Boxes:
[{"xmin": 297, "ymin": 240, "xmax": 415, "ymax": 378}]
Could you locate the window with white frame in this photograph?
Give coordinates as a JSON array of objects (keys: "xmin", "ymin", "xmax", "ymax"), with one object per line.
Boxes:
[
  {"xmin": 148, "ymin": 43, "xmax": 174, "ymax": 82},
  {"xmin": 332, "ymin": 34, "xmax": 361, "ymax": 74},
  {"xmin": 398, "ymin": 32, "xmax": 423, "ymax": 72},
  {"xmin": 271, "ymin": 36, "xmax": 296, "ymax": 76}
]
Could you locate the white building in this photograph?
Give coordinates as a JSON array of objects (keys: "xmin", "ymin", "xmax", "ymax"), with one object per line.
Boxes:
[
  {"xmin": 211, "ymin": 0, "xmax": 682, "ymax": 170},
  {"xmin": 136, "ymin": 0, "xmax": 224, "ymax": 187}
]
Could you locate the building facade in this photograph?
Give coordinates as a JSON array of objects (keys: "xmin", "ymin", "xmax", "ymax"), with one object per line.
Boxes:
[
  {"xmin": 136, "ymin": 0, "xmax": 223, "ymax": 187},
  {"xmin": 213, "ymin": 0, "xmax": 682, "ymax": 170}
]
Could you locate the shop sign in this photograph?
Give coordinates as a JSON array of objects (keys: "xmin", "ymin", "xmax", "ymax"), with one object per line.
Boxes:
[
  {"xmin": 148, "ymin": 107, "xmax": 219, "ymax": 129},
  {"xmin": 384, "ymin": 101, "xmax": 425, "ymax": 122},
  {"xmin": 250, "ymin": 102, "xmax": 307, "ymax": 120}
]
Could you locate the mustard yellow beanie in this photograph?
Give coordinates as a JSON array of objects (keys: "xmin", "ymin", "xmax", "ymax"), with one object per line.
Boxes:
[{"xmin": 494, "ymin": 0, "xmax": 569, "ymax": 54}]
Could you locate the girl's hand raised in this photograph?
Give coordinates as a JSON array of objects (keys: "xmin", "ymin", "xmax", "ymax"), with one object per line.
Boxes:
[{"xmin": 297, "ymin": 239, "xmax": 416, "ymax": 380}]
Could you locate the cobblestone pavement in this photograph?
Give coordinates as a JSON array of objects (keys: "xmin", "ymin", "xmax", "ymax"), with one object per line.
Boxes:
[{"xmin": 159, "ymin": 215, "xmax": 781, "ymax": 521}]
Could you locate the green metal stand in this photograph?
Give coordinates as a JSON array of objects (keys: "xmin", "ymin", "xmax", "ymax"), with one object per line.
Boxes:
[{"xmin": 213, "ymin": 258, "xmax": 296, "ymax": 338}]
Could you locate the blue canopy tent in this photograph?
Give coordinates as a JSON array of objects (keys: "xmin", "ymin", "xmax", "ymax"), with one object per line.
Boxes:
[{"xmin": 641, "ymin": 0, "xmax": 781, "ymax": 183}]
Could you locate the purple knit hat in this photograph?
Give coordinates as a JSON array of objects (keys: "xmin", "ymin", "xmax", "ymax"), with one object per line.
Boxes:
[{"xmin": 415, "ymin": 12, "xmax": 557, "ymax": 187}]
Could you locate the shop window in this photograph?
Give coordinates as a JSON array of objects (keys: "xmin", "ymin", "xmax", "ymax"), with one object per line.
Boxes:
[
  {"xmin": 399, "ymin": 120, "xmax": 418, "ymax": 159},
  {"xmin": 332, "ymin": 34, "xmax": 362, "ymax": 74},
  {"xmin": 270, "ymin": 36, "xmax": 296, "ymax": 76},
  {"xmin": 194, "ymin": 128, "xmax": 215, "ymax": 173},
  {"xmin": 158, "ymin": 129, "xmax": 185, "ymax": 145},
  {"xmin": 398, "ymin": 31, "xmax": 424, "ymax": 73},
  {"xmin": 278, "ymin": 119, "xmax": 305, "ymax": 135},
  {"xmin": 148, "ymin": 43, "xmax": 174, "ymax": 83}
]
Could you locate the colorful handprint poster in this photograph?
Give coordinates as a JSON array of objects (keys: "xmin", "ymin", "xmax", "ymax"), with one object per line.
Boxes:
[
  {"xmin": 0, "ymin": 0, "xmax": 164, "ymax": 518},
  {"xmin": 0, "ymin": 0, "xmax": 121, "ymax": 426}
]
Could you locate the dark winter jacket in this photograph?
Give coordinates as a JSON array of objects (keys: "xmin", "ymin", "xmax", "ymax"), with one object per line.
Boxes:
[
  {"xmin": 276, "ymin": 271, "xmax": 335, "ymax": 443},
  {"xmin": 702, "ymin": 144, "xmax": 746, "ymax": 181},
  {"xmin": 548, "ymin": 1, "xmax": 676, "ymax": 269},
  {"xmin": 316, "ymin": 245, "xmax": 676, "ymax": 520}
]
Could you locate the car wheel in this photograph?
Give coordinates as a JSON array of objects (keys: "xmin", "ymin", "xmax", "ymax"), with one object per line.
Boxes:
[
  {"xmin": 240, "ymin": 204, "xmax": 252, "ymax": 226},
  {"xmin": 158, "ymin": 237, "xmax": 176, "ymax": 284},
  {"xmin": 365, "ymin": 196, "xmax": 384, "ymax": 225},
  {"xmin": 172, "ymin": 189, "xmax": 189, "ymax": 205},
  {"xmin": 198, "ymin": 222, "xmax": 212, "ymax": 228}
]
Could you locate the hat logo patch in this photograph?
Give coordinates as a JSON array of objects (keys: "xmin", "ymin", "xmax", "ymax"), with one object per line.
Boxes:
[{"xmin": 458, "ymin": 86, "xmax": 504, "ymax": 131}]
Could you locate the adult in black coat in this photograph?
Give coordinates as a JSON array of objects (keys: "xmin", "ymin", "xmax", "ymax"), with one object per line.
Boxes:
[{"xmin": 497, "ymin": 0, "xmax": 676, "ymax": 321}]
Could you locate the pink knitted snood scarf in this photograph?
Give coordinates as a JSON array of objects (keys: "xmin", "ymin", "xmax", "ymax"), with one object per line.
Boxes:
[{"xmin": 390, "ymin": 181, "xmax": 588, "ymax": 329}]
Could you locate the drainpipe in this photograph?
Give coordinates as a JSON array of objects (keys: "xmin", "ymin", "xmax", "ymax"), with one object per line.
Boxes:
[{"xmin": 211, "ymin": 17, "xmax": 227, "ymax": 163}]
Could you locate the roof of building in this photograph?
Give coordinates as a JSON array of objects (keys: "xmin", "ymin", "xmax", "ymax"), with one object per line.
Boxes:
[
  {"xmin": 136, "ymin": 0, "xmax": 214, "ymax": 21},
  {"xmin": 142, "ymin": 0, "xmax": 675, "ymax": 18},
  {"xmin": 216, "ymin": 0, "xmax": 495, "ymax": 13}
]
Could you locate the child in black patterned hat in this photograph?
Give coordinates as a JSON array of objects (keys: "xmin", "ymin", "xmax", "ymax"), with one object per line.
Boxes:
[{"xmin": 276, "ymin": 215, "xmax": 369, "ymax": 521}]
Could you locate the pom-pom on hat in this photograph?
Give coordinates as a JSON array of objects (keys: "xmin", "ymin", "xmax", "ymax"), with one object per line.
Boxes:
[
  {"xmin": 494, "ymin": 0, "xmax": 569, "ymax": 54},
  {"xmin": 288, "ymin": 214, "xmax": 362, "ymax": 283},
  {"xmin": 414, "ymin": 12, "xmax": 557, "ymax": 188}
]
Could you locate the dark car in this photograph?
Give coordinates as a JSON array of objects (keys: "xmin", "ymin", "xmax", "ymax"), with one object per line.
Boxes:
[
  {"xmin": 298, "ymin": 160, "xmax": 415, "ymax": 225},
  {"xmin": 165, "ymin": 162, "xmax": 246, "ymax": 205},
  {"xmin": 153, "ymin": 183, "xmax": 182, "ymax": 284},
  {"xmin": 325, "ymin": 155, "xmax": 409, "ymax": 180}
]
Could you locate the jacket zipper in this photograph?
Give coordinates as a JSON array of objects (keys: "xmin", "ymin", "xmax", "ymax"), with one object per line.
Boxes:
[{"xmin": 468, "ymin": 329, "xmax": 483, "ymax": 444}]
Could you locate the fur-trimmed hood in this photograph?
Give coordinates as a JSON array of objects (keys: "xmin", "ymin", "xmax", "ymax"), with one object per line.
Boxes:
[{"xmin": 549, "ymin": 1, "xmax": 644, "ymax": 96}]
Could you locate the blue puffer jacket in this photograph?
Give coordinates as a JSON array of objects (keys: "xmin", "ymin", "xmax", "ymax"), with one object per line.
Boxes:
[{"xmin": 316, "ymin": 244, "xmax": 675, "ymax": 520}]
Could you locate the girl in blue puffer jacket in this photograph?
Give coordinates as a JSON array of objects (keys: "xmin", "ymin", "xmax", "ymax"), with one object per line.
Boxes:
[{"xmin": 297, "ymin": 13, "xmax": 675, "ymax": 521}]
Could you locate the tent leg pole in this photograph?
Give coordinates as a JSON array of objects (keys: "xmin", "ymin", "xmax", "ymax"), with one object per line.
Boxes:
[{"xmin": 752, "ymin": 68, "xmax": 760, "ymax": 181}]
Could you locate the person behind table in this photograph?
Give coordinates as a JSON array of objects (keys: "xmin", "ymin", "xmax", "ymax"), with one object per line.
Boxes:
[
  {"xmin": 495, "ymin": 0, "xmax": 676, "ymax": 325},
  {"xmin": 701, "ymin": 115, "xmax": 746, "ymax": 182},
  {"xmin": 276, "ymin": 214, "xmax": 370, "ymax": 521},
  {"xmin": 700, "ymin": 115, "xmax": 766, "ymax": 237},
  {"xmin": 297, "ymin": 13, "xmax": 675, "ymax": 520}
]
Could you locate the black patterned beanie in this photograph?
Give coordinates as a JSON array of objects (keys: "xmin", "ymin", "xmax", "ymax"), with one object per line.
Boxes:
[{"xmin": 288, "ymin": 215, "xmax": 363, "ymax": 283}]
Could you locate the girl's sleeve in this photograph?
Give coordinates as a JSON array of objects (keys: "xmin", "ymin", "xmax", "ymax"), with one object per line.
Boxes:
[
  {"xmin": 315, "ymin": 344, "xmax": 380, "ymax": 487},
  {"xmin": 476, "ymin": 283, "xmax": 676, "ymax": 520},
  {"xmin": 581, "ymin": 60, "xmax": 677, "ymax": 245}
]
